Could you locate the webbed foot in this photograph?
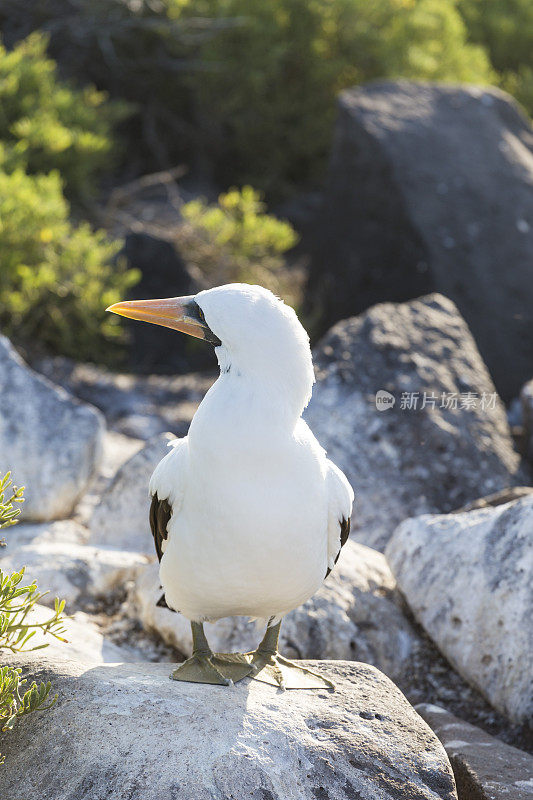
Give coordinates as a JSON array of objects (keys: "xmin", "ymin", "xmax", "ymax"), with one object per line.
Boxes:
[
  {"xmin": 171, "ymin": 652, "xmax": 253, "ymax": 686},
  {"xmin": 246, "ymin": 651, "xmax": 335, "ymax": 691}
]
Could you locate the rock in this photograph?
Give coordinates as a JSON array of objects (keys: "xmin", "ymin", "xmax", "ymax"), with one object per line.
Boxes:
[
  {"xmin": 305, "ymin": 293, "xmax": 525, "ymax": 551},
  {"xmin": 307, "ymin": 81, "xmax": 533, "ymax": 399},
  {"xmin": 74, "ymin": 430, "xmax": 144, "ymax": 525},
  {"xmin": 456, "ymin": 486, "xmax": 533, "ymax": 512},
  {"xmin": 0, "ymin": 651, "xmax": 458, "ymax": 800},
  {"xmin": 1, "ymin": 520, "xmax": 148, "ymax": 610},
  {"xmin": 521, "ymin": 379, "xmax": 533, "ymax": 462},
  {"xmin": 25, "ymin": 604, "xmax": 136, "ymax": 664},
  {"xmin": 124, "ymin": 232, "xmax": 209, "ymax": 373},
  {"xmin": 0, "ymin": 335, "xmax": 104, "ymax": 521},
  {"xmin": 89, "ymin": 432, "xmax": 175, "ymax": 553},
  {"xmin": 417, "ymin": 704, "xmax": 533, "ymax": 800},
  {"xmin": 131, "ymin": 541, "xmax": 424, "ymax": 685},
  {"xmin": 31, "ymin": 355, "xmax": 214, "ymax": 441},
  {"xmin": 385, "ymin": 495, "xmax": 533, "ymax": 724}
]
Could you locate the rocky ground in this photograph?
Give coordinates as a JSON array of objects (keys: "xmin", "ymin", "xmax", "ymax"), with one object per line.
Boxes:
[{"xmin": 1, "ymin": 291, "xmax": 532, "ymax": 799}]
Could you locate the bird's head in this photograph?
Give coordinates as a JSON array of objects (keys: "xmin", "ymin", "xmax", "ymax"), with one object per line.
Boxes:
[{"xmin": 107, "ymin": 283, "xmax": 315, "ymax": 413}]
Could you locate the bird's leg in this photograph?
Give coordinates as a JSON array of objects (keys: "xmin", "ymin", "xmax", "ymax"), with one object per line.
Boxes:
[
  {"xmin": 246, "ymin": 619, "xmax": 335, "ymax": 691},
  {"xmin": 171, "ymin": 622, "xmax": 253, "ymax": 686}
]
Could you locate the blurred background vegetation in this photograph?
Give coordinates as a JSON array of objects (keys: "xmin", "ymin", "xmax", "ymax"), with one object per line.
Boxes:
[{"xmin": 0, "ymin": 0, "xmax": 530, "ymax": 366}]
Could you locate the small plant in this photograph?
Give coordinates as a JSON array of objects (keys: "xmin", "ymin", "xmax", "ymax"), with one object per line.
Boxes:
[
  {"xmin": 0, "ymin": 32, "xmax": 130, "ymax": 200},
  {"xmin": 177, "ymin": 186, "xmax": 302, "ymax": 308},
  {"xmin": 0, "ymin": 472, "xmax": 67, "ymax": 766},
  {"xmin": 0, "ymin": 168, "xmax": 139, "ymax": 362},
  {"xmin": 0, "ymin": 473, "xmax": 24, "ymax": 536}
]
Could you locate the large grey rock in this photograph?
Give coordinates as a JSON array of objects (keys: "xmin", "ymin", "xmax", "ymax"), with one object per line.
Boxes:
[
  {"xmin": 521, "ymin": 378, "xmax": 533, "ymax": 463},
  {"xmin": 305, "ymin": 293, "xmax": 524, "ymax": 550},
  {"xmin": 386, "ymin": 495, "xmax": 533, "ymax": 724},
  {"xmin": 417, "ymin": 704, "xmax": 533, "ymax": 800},
  {"xmin": 89, "ymin": 432, "xmax": 175, "ymax": 553},
  {"xmin": 1, "ymin": 520, "xmax": 148, "ymax": 610},
  {"xmin": 131, "ymin": 541, "xmax": 424, "ymax": 685},
  {"xmin": 307, "ymin": 81, "xmax": 533, "ymax": 399},
  {"xmin": 0, "ymin": 336, "xmax": 104, "ymax": 520},
  {"xmin": 0, "ymin": 652, "xmax": 458, "ymax": 800}
]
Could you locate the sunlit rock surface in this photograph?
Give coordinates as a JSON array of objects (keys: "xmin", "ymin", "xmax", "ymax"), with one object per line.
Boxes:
[
  {"xmin": 0, "ymin": 335, "xmax": 104, "ymax": 521},
  {"xmin": 0, "ymin": 653, "xmax": 457, "ymax": 800},
  {"xmin": 386, "ymin": 495, "xmax": 533, "ymax": 723}
]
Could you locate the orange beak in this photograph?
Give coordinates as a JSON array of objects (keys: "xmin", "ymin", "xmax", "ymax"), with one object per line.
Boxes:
[{"xmin": 106, "ymin": 295, "xmax": 221, "ymax": 345}]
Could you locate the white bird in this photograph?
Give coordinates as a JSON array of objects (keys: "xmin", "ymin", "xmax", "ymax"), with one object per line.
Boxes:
[{"xmin": 108, "ymin": 284, "xmax": 354, "ymax": 689}]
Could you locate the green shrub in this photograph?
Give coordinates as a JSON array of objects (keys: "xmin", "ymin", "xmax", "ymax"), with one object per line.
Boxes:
[
  {"xmin": 0, "ymin": 168, "xmax": 139, "ymax": 362},
  {"xmin": 0, "ymin": 32, "xmax": 130, "ymax": 199},
  {"xmin": 180, "ymin": 0, "xmax": 493, "ymax": 195},
  {"xmin": 0, "ymin": 0, "xmax": 220, "ymax": 176},
  {"xmin": 0, "ymin": 473, "xmax": 67, "ymax": 766},
  {"xmin": 177, "ymin": 186, "xmax": 302, "ymax": 307},
  {"xmin": 459, "ymin": 0, "xmax": 533, "ymax": 114}
]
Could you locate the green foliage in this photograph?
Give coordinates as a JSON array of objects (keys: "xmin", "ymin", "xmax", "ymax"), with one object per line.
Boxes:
[
  {"xmin": 0, "ymin": 32, "xmax": 130, "ymax": 199},
  {"xmin": 0, "ymin": 474, "xmax": 67, "ymax": 766},
  {"xmin": 0, "ymin": 569, "xmax": 67, "ymax": 656},
  {"xmin": 0, "ymin": 569, "xmax": 66, "ymax": 765},
  {"xmin": 0, "ymin": 0, "xmax": 224, "ymax": 175},
  {"xmin": 0, "ymin": 473, "xmax": 24, "ymax": 531},
  {"xmin": 177, "ymin": 186, "xmax": 302, "ymax": 306},
  {"xmin": 0, "ymin": 168, "xmax": 139, "ymax": 362},
  {"xmin": 459, "ymin": 0, "xmax": 533, "ymax": 114},
  {"xmin": 176, "ymin": 0, "xmax": 493, "ymax": 195}
]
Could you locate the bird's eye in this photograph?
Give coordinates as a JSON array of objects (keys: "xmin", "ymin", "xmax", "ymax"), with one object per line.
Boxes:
[{"xmin": 197, "ymin": 306, "xmax": 205, "ymax": 323}]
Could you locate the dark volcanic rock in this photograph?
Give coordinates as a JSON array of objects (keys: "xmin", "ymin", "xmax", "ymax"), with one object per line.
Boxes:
[
  {"xmin": 521, "ymin": 378, "xmax": 533, "ymax": 463},
  {"xmin": 305, "ymin": 293, "xmax": 526, "ymax": 551},
  {"xmin": 307, "ymin": 81, "xmax": 533, "ymax": 399},
  {"xmin": 0, "ymin": 653, "xmax": 458, "ymax": 800},
  {"xmin": 417, "ymin": 704, "xmax": 533, "ymax": 800}
]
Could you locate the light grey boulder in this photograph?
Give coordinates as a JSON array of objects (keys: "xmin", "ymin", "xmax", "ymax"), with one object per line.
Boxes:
[
  {"xmin": 305, "ymin": 293, "xmax": 525, "ymax": 550},
  {"xmin": 386, "ymin": 495, "xmax": 533, "ymax": 724},
  {"xmin": 417, "ymin": 704, "xmax": 533, "ymax": 800},
  {"xmin": 131, "ymin": 541, "xmax": 424, "ymax": 685},
  {"xmin": 1, "ymin": 520, "xmax": 148, "ymax": 610},
  {"xmin": 0, "ymin": 336, "xmax": 104, "ymax": 521},
  {"xmin": 89, "ymin": 432, "xmax": 175, "ymax": 553},
  {"xmin": 73, "ymin": 429, "xmax": 144, "ymax": 525},
  {"xmin": 24, "ymin": 604, "xmax": 135, "ymax": 664},
  {"xmin": 0, "ymin": 651, "xmax": 458, "ymax": 800}
]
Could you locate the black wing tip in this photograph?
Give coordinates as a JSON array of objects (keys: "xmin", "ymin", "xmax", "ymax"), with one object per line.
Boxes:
[{"xmin": 325, "ymin": 515, "xmax": 351, "ymax": 579}]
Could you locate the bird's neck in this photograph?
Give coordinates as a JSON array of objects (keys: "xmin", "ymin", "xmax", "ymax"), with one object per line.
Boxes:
[{"xmin": 189, "ymin": 344, "xmax": 314, "ymax": 447}]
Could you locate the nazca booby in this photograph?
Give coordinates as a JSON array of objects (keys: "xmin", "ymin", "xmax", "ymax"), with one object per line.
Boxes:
[{"xmin": 108, "ymin": 284, "xmax": 354, "ymax": 689}]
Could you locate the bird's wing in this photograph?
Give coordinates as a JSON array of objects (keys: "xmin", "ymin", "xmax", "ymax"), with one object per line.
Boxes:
[
  {"xmin": 148, "ymin": 436, "xmax": 189, "ymax": 563},
  {"xmin": 325, "ymin": 459, "xmax": 354, "ymax": 577}
]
